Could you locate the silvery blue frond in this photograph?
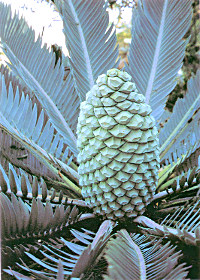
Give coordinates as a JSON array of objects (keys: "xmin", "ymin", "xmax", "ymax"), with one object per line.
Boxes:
[
  {"xmin": 0, "ymin": 71, "xmax": 79, "ymax": 185},
  {"xmin": 127, "ymin": 0, "xmax": 192, "ymax": 121},
  {"xmin": 159, "ymin": 70, "xmax": 200, "ymax": 163},
  {"xmin": 56, "ymin": 0, "xmax": 119, "ymax": 102},
  {"xmin": 0, "ymin": 3, "xmax": 78, "ymax": 154},
  {"xmin": 104, "ymin": 230, "xmax": 190, "ymax": 280}
]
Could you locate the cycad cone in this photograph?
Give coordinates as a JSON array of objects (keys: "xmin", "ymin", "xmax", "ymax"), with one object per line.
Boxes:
[{"xmin": 77, "ymin": 69, "xmax": 160, "ymax": 220}]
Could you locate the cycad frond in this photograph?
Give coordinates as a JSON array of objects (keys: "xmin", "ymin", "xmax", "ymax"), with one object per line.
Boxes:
[
  {"xmin": 157, "ymin": 165, "xmax": 200, "ymax": 193},
  {"xmin": 0, "ymin": 129, "xmax": 60, "ymax": 183},
  {"xmin": 56, "ymin": 0, "xmax": 119, "ymax": 101},
  {"xmin": 0, "ymin": 65, "xmax": 77, "ymax": 179},
  {"xmin": 0, "ymin": 3, "xmax": 78, "ymax": 154},
  {"xmin": 4, "ymin": 220, "xmax": 114, "ymax": 279},
  {"xmin": 0, "ymin": 64, "xmax": 29, "ymax": 98},
  {"xmin": 0, "ymin": 162, "xmax": 82, "ymax": 202},
  {"xmin": 174, "ymin": 147, "xmax": 200, "ymax": 173},
  {"xmin": 160, "ymin": 199, "xmax": 200, "ymax": 244},
  {"xmin": 135, "ymin": 197, "xmax": 200, "ymax": 245},
  {"xmin": 1, "ymin": 191, "xmax": 81, "ymax": 243},
  {"xmin": 127, "ymin": 0, "xmax": 192, "ymax": 121},
  {"xmin": 3, "ymin": 270, "xmax": 34, "ymax": 280},
  {"xmin": 159, "ymin": 70, "xmax": 200, "ymax": 164},
  {"xmin": 104, "ymin": 229, "xmax": 189, "ymax": 280},
  {"xmin": 0, "ymin": 71, "xmax": 80, "ymax": 195},
  {"xmin": 0, "ymin": 0, "xmax": 199, "ymax": 279}
]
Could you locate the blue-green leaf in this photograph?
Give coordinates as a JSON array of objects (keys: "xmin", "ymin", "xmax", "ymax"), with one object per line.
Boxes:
[
  {"xmin": 0, "ymin": 3, "xmax": 78, "ymax": 154},
  {"xmin": 0, "ymin": 71, "xmax": 80, "ymax": 191},
  {"xmin": 159, "ymin": 70, "xmax": 200, "ymax": 163},
  {"xmin": 127, "ymin": 0, "xmax": 192, "ymax": 121},
  {"xmin": 56, "ymin": 0, "xmax": 119, "ymax": 101}
]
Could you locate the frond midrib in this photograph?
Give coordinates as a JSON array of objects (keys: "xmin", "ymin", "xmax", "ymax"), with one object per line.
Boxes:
[{"xmin": 68, "ymin": 0, "xmax": 94, "ymax": 90}]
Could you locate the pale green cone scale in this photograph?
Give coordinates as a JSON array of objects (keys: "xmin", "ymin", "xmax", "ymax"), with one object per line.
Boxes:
[{"xmin": 77, "ymin": 69, "xmax": 160, "ymax": 220}]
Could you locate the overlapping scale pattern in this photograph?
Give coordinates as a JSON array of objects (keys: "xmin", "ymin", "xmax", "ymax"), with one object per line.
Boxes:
[{"xmin": 77, "ymin": 69, "xmax": 160, "ymax": 220}]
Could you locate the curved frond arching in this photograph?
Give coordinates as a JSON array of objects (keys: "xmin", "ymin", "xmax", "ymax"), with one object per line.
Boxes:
[
  {"xmin": 159, "ymin": 70, "xmax": 200, "ymax": 163},
  {"xmin": 71, "ymin": 220, "xmax": 114, "ymax": 278},
  {"xmin": 0, "ymin": 3, "xmax": 79, "ymax": 153},
  {"xmin": 104, "ymin": 229, "xmax": 190, "ymax": 280},
  {"xmin": 55, "ymin": 0, "xmax": 119, "ymax": 101},
  {"xmin": 0, "ymin": 65, "xmax": 77, "ymax": 175},
  {"xmin": 3, "ymin": 220, "xmax": 114, "ymax": 279},
  {"xmin": 134, "ymin": 197, "xmax": 200, "ymax": 246},
  {"xmin": 160, "ymin": 199, "xmax": 200, "ymax": 240},
  {"xmin": 104, "ymin": 230, "xmax": 146, "ymax": 280},
  {"xmin": 0, "ymin": 129, "xmax": 66, "ymax": 182},
  {"xmin": 0, "ymin": 72, "xmax": 80, "ymax": 194},
  {"xmin": 126, "ymin": 0, "xmax": 192, "ymax": 121}
]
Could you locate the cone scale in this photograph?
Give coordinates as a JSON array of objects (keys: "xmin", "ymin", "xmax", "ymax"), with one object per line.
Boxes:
[{"xmin": 77, "ymin": 69, "xmax": 160, "ymax": 220}]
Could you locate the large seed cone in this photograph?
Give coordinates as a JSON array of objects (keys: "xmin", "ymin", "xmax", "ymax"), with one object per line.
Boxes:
[{"xmin": 77, "ymin": 69, "xmax": 160, "ymax": 220}]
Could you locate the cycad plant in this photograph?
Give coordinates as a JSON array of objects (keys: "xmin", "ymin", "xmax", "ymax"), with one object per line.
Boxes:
[{"xmin": 0, "ymin": 0, "xmax": 200, "ymax": 279}]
